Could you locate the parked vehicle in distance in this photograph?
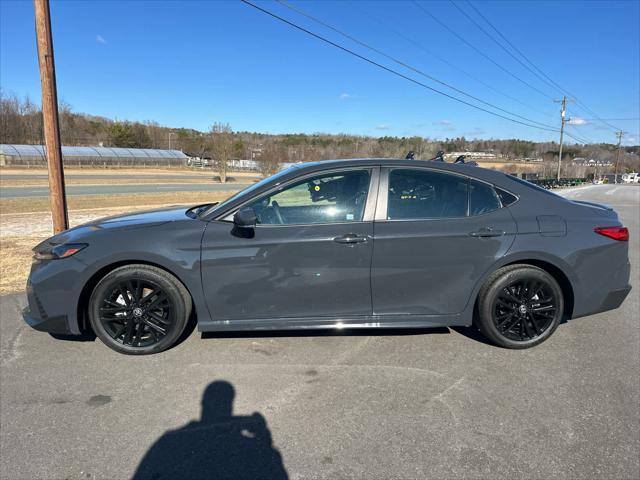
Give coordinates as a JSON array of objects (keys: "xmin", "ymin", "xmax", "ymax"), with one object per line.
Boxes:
[
  {"xmin": 23, "ymin": 159, "xmax": 631, "ymax": 354},
  {"xmin": 622, "ymin": 172, "xmax": 639, "ymax": 184}
]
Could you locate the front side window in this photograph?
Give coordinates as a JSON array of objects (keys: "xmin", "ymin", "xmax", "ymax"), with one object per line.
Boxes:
[
  {"xmin": 387, "ymin": 169, "xmax": 468, "ymax": 219},
  {"xmin": 246, "ymin": 170, "xmax": 370, "ymax": 225}
]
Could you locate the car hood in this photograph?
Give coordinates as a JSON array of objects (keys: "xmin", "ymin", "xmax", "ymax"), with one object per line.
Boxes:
[
  {"xmin": 40, "ymin": 206, "xmax": 198, "ymax": 247},
  {"xmin": 82, "ymin": 205, "xmax": 192, "ymax": 228}
]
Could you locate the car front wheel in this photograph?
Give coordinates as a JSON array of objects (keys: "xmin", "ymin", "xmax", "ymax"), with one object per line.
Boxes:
[
  {"xmin": 88, "ymin": 265, "xmax": 191, "ymax": 355},
  {"xmin": 477, "ymin": 265, "xmax": 564, "ymax": 349}
]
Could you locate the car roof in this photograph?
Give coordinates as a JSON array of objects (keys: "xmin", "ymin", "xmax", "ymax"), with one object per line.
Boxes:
[
  {"xmin": 289, "ymin": 157, "xmax": 509, "ymax": 183},
  {"xmin": 201, "ymin": 157, "xmax": 563, "ymax": 221}
]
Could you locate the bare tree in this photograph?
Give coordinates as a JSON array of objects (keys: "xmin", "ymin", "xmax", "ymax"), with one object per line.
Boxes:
[
  {"xmin": 208, "ymin": 123, "xmax": 233, "ymax": 183},
  {"xmin": 259, "ymin": 143, "xmax": 285, "ymax": 176}
]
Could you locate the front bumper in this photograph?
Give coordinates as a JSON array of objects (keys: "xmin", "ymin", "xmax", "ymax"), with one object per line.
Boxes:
[
  {"xmin": 22, "ymin": 305, "xmax": 72, "ymax": 334},
  {"xmin": 23, "ymin": 279, "xmax": 73, "ymax": 334},
  {"xmin": 23, "ymin": 259, "xmax": 84, "ymax": 335}
]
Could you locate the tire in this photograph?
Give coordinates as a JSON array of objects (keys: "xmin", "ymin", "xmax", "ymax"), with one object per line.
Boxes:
[
  {"xmin": 476, "ymin": 264, "xmax": 564, "ymax": 349},
  {"xmin": 89, "ymin": 264, "xmax": 192, "ymax": 355}
]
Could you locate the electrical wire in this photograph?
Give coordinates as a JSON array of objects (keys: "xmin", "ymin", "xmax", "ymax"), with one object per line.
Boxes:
[
  {"xmin": 276, "ymin": 0, "xmax": 558, "ymax": 131},
  {"xmin": 351, "ymin": 3, "xmax": 553, "ymax": 118},
  {"xmin": 449, "ymin": 0, "xmax": 561, "ymax": 98},
  {"xmin": 240, "ymin": 0, "xmax": 560, "ymax": 133},
  {"xmin": 463, "ymin": 0, "xmax": 624, "ymax": 133},
  {"xmin": 411, "ymin": 0, "xmax": 555, "ymax": 101}
]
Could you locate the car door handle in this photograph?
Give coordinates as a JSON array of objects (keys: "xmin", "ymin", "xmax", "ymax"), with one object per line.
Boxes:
[
  {"xmin": 333, "ymin": 234, "xmax": 368, "ymax": 244},
  {"xmin": 469, "ymin": 227, "xmax": 505, "ymax": 238}
]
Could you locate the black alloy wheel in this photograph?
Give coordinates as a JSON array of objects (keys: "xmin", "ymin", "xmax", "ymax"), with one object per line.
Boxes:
[
  {"xmin": 477, "ymin": 265, "xmax": 564, "ymax": 349},
  {"xmin": 492, "ymin": 278, "xmax": 557, "ymax": 341},
  {"xmin": 89, "ymin": 265, "xmax": 190, "ymax": 355}
]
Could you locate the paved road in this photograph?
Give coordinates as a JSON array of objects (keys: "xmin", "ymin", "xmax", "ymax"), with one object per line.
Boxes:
[
  {"xmin": 1, "ymin": 185, "xmax": 638, "ymax": 479},
  {"xmin": 1, "ymin": 182, "xmax": 251, "ymax": 198},
  {"xmin": 2, "ymin": 173, "xmax": 261, "ymax": 182}
]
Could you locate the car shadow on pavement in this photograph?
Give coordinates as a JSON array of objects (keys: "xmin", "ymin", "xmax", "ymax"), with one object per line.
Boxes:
[
  {"xmin": 49, "ymin": 332, "xmax": 96, "ymax": 342},
  {"xmin": 201, "ymin": 326, "xmax": 450, "ymax": 340},
  {"xmin": 132, "ymin": 380, "xmax": 288, "ymax": 480},
  {"xmin": 449, "ymin": 326, "xmax": 495, "ymax": 347}
]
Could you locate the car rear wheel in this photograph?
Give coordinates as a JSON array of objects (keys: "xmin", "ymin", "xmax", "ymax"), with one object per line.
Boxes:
[
  {"xmin": 477, "ymin": 265, "xmax": 564, "ymax": 349},
  {"xmin": 89, "ymin": 265, "xmax": 191, "ymax": 355}
]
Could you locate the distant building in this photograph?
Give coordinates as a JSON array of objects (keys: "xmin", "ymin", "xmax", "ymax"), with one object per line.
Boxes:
[
  {"xmin": 0, "ymin": 144, "xmax": 188, "ymax": 167},
  {"xmin": 573, "ymin": 157, "xmax": 613, "ymax": 167}
]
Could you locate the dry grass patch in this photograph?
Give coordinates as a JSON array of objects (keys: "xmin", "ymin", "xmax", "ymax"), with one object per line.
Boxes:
[
  {"xmin": 0, "ymin": 236, "xmax": 38, "ymax": 295},
  {"xmin": 0, "ymin": 190, "xmax": 238, "ymax": 294},
  {"xmin": 0, "ymin": 191, "xmax": 236, "ymax": 215}
]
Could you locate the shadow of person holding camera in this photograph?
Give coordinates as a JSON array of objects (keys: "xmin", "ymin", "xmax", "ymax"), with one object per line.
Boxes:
[{"xmin": 133, "ymin": 380, "xmax": 288, "ymax": 480}]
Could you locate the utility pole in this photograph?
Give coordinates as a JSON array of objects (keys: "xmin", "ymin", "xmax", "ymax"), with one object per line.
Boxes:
[
  {"xmin": 34, "ymin": 0, "xmax": 68, "ymax": 233},
  {"xmin": 614, "ymin": 131, "xmax": 624, "ymax": 184},
  {"xmin": 553, "ymin": 96, "xmax": 570, "ymax": 181}
]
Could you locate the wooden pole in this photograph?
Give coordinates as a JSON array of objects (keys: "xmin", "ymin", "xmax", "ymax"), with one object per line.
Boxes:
[{"xmin": 34, "ymin": 0, "xmax": 68, "ymax": 233}]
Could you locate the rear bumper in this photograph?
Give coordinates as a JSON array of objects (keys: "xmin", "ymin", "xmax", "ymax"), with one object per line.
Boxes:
[
  {"xmin": 598, "ymin": 286, "xmax": 632, "ymax": 312},
  {"xmin": 573, "ymin": 285, "xmax": 632, "ymax": 319}
]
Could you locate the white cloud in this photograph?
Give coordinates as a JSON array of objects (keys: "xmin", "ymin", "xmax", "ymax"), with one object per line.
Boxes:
[
  {"xmin": 375, "ymin": 124, "xmax": 391, "ymax": 131},
  {"xmin": 569, "ymin": 117, "xmax": 589, "ymax": 125},
  {"xmin": 339, "ymin": 93, "xmax": 352, "ymax": 100},
  {"xmin": 96, "ymin": 35, "xmax": 107, "ymax": 44},
  {"xmin": 433, "ymin": 119, "xmax": 452, "ymax": 126}
]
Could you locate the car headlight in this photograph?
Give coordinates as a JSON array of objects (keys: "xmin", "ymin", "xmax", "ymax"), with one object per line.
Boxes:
[{"xmin": 33, "ymin": 243, "xmax": 88, "ymax": 261}]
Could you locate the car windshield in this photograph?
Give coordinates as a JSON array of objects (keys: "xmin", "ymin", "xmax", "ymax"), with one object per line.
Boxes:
[{"xmin": 198, "ymin": 165, "xmax": 300, "ymax": 218}]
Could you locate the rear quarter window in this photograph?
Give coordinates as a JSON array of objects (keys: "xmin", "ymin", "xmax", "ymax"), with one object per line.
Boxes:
[{"xmin": 469, "ymin": 180, "xmax": 502, "ymax": 215}]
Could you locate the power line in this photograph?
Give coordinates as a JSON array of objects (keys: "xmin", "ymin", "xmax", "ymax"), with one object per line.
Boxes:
[
  {"xmin": 351, "ymin": 3, "xmax": 552, "ymax": 118},
  {"xmin": 411, "ymin": 0, "xmax": 555, "ymax": 101},
  {"xmin": 240, "ymin": 0, "xmax": 560, "ymax": 133},
  {"xmin": 276, "ymin": 0, "xmax": 558, "ymax": 131},
  {"xmin": 565, "ymin": 127, "xmax": 593, "ymax": 145},
  {"xmin": 463, "ymin": 0, "xmax": 623, "ymax": 133},
  {"xmin": 449, "ymin": 0, "xmax": 561, "ymax": 98},
  {"xmin": 572, "ymin": 117, "xmax": 639, "ymax": 121}
]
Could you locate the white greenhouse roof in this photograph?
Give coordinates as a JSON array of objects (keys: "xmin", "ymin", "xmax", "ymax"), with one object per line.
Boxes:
[{"xmin": 0, "ymin": 144, "xmax": 188, "ymax": 160}]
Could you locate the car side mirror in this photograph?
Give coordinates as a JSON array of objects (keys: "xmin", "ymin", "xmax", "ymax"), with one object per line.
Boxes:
[{"xmin": 233, "ymin": 207, "xmax": 257, "ymax": 228}]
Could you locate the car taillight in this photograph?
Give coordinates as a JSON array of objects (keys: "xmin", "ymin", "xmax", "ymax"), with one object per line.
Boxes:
[{"xmin": 594, "ymin": 226, "xmax": 629, "ymax": 241}]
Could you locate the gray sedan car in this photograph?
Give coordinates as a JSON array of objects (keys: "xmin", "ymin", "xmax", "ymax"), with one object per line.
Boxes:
[{"xmin": 23, "ymin": 159, "xmax": 631, "ymax": 354}]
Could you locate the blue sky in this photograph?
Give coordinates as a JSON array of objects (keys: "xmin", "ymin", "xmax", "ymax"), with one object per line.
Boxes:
[{"xmin": 1, "ymin": 0, "xmax": 638, "ymax": 145}]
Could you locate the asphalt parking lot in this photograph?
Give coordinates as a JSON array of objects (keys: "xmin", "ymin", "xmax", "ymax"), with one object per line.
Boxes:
[{"xmin": 1, "ymin": 184, "xmax": 638, "ymax": 480}]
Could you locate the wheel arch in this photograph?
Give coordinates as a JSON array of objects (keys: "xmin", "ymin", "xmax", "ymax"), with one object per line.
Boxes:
[
  {"xmin": 473, "ymin": 257, "xmax": 576, "ymax": 321},
  {"xmin": 76, "ymin": 260, "xmax": 197, "ymax": 334}
]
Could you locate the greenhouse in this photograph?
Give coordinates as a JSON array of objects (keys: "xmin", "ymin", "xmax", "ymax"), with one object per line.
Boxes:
[{"xmin": 0, "ymin": 144, "xmax": 189, "ymax": 167}]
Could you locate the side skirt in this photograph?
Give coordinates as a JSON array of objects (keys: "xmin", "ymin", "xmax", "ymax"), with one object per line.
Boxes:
[{"xmin": 197, "ymin": 313, "xmax": 469, "ymax": 332}]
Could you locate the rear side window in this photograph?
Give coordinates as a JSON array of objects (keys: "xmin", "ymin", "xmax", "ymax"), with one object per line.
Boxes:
[
  {"xmin": 469, "ymin": 180, "xmax": 501, "ymax": 216},
  {"xmin": 387, "ymin": 169, "xmax": 468, "ymax": 219},
  {"xmin": 495, "ymin": 187, "xmax": 518, "ymax": 207}
]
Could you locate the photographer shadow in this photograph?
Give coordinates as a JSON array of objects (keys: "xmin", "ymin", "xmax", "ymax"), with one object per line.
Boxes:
[{"xmin": 133, "ymin": 380, "xmax": 288, "ymax": 480}]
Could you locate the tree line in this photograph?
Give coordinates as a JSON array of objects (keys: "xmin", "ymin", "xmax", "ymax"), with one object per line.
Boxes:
[{"xmin": 1, "ymin": 92, "xmax": 638, "ymax": 177}]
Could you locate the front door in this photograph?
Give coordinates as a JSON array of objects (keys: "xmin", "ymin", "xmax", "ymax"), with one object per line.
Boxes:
[
  {"xmin": 371, "ymin": 168, "xmax": 517, "ymax": 316},
  {"xmin": 201, "ymin": 167, "xmax": 378, "ymax": 323}
]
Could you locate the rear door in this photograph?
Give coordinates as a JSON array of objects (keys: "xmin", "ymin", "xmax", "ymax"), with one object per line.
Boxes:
[
  {"xmin": 371, "ymin": 167, "xmax": 517, "ymax": 316},
  {"xmin": 201, "ymin": 167, "xmax": 379, "ymax": 322}
]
